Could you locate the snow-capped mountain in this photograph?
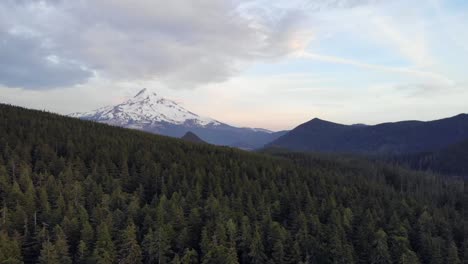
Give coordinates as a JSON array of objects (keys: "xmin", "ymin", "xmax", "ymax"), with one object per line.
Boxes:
[
  {"xmin": 70, "ymin": 88, "xmax": 287, "ymax": 148},
  {"xmin": 70, "ymin": 88, "xmax": 220, "ymax": 128}
]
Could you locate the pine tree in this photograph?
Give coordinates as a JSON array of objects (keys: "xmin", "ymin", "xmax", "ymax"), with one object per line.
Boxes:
[
  {"xmin": 143, "ymin": 227, "xmax": 171, "ymax": 264},
  {"xmin": 80, "ymin": 219, "xmax": 94, "ymax": 246},
  {"xmin": 0, "ymin": 231, "xmax": 23, "ymax": 264},
  {"xmin": 249, "ymin": 227, "xmax": 266, "ymax": 264},
  {"xmin": 370, "ymin": 229, "xmax": 391, "ymax": 264},
  {"xmin": 272, "ymin": 240, "xmax": 286, "ymax": 264},
  {"xmin": 202, "ymin": 245, "xmax": 238, "ymax": 264},
  {"xmin": 429, "ymin": 237, "xmax": 443, "ymax": 264},
  {"xmin": 118, "ymin": 222, "xmax": 142, "ymax": 264},
  {"xmin": 39, "ymin": 240, "xmax": 59, "ymax": 264},
  {"xmin": 399, "ymin": 250, "xmax": 420, "ymax": 264},
  {"xmin": 53, "ymin": 226, "xmax": 72, "ymax": 264},
  {"xmin": 180, "ymin": 248, "xmax": 198, "ymax": 264},
  {"xmin": 92, "ymin": 223, "xmax": 116, "ymax": 264},
  {"xmin": 76, "ymin": 240, "xmax": 89, "ymax": 264},
  {"xmin": 446, "ymin": 241, "xmax": 461, "ymax": 264},
  {"xmin": 269, "ymin": 221, "xmax": 286, "ymax": 264}
]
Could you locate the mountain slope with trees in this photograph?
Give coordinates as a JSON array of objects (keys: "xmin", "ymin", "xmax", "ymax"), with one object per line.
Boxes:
[
  {"xmin": 0, "ymin": 104, "xmax": 464, "ymax": 264},
  {"xmin": 383, "ymin": 139, "xmax": 468, "ymax": 178},
  {"xmin": 267, "ymin": 114, "xmax": 468, "ymax": 154}
]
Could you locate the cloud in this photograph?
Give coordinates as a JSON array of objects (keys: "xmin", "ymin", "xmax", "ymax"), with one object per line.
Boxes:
[
  {"xmin": 394, "ymin": 81, "xmax": 465, "ymax": 98},
  {"xmin": 0, "ymin": 0, "xmax": 313, "ymax": 89},
  {"xmin": 298, "ymin": 51, "xmax": 454, "ymax": 85},
  {"xmin": 367, "ymin": 8, "xmax": 435, "ymax": 68},
  {"xmin": 0, "ymin": 30, "xmax": 93, "ymax": 89}
]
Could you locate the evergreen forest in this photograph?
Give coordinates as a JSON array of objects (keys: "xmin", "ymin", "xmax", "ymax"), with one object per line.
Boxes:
[{"xmin": 0, "ymin": 104, "xmax": 464, "ymax": 264}]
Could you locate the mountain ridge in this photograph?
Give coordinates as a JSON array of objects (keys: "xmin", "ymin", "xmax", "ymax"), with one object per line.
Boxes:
[{"xmin": 267, "ymin": 113, "xmax": 468, "ymax": 154}]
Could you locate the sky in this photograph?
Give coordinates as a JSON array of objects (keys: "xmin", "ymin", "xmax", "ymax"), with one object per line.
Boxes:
[{"xmin": 0, "ymin": 0, "xmax": 467, "ymax": 131}]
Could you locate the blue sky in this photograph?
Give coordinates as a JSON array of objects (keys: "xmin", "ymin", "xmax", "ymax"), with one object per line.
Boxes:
[{"xmin": 0, "ymin": 0, "xmax": 467, "ymax": 130}]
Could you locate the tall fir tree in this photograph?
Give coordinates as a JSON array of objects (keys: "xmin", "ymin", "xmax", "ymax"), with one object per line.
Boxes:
[
  {"xmin": 370, "ymin": 229, "xmax": 391, "ymax": 264},
  {"xmin": 118, "ymin": 222, "xmax": 143, "ymax": 264},
  {"xmin": 38, "ymin": 240, "xmax": 59, "ymax": 264},
  {"xmin": 53, "ymin": 226, "xmax": 72, "ymax": 264},
  {"xmin": 92, "ymin": 223, "xmax": 116, "ymax": 264}
]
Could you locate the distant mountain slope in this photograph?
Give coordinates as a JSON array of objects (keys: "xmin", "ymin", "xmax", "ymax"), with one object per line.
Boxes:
[
  {"xmin": 267, "ymin": 114, "xmax": 468, "ymax": 154},
  {"xmin": 385, "ymin": 139, "xmax": 468, "ymax": 178},
  {"xmin": 181, "ymin": 131, "xmax": 207, "ymax": 144},
  {"xmin": 70, "ymin": 88, "xmax": 285, "ymax": 148}
]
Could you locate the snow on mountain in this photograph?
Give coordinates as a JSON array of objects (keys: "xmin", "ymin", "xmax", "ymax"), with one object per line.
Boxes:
[
  {"xmin": 70, "ymin": 88, "xmax": 287, "ymax": 148},
  {"xmin": 244, "ymin": 127, "xmax": 274, "ymax": 133},
  {"xmin": 70, "ymin": 88, "xmax": 221, "ymax": 128}
]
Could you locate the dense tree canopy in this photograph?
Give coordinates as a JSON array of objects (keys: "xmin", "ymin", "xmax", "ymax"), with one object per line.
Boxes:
[{"xmin": 0, "ymin": 104, "xmax": 464, "ymax": 263}]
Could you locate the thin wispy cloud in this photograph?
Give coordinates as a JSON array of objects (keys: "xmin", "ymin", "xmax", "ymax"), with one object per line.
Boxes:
[{"xmin": 297, "ymin": 52, "xmax": 454, "ymax": 86}]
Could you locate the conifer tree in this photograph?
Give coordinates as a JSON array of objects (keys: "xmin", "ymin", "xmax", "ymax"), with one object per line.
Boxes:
[
  {"xmin": 76, "ymin": 240, "xmax": 89, "ymax": 264},
  {"xmin": 118, "ymin": 222, "xmax": 142, "ymax": 264},
  {"xmin": 92, "ymin": 223, "xmax": 116, "ymax": 264},
  {"xmin": 202, "ymin": 245, "xmax": 238, "ymax": 264},
  {"xmin": 0, "ymin": 231, "xmax": 23, "ymax": 264},
  {"xmin": 143, "ymin": 227, "xmax": 171, "ymax": 264},
  {"xmin": 399, "ymin": 250, "xmax": 420, "ymax": 264},
  {"xmin": 180, "ymin": 248, "xmax": 198, "ymax": 264},
  {"xmin": 370, "ymin": 229, "xmax": 391, "ymax": 264},
  {"xmin": 446, "ymin": 241, "xmax": 461, "ymax": 264},
  {"xmin": 39, "ymin": 240, "xmax": 59, "ymax": 264},
  {"xmin": 249, "ymin": 226, "xmax": 266, "ymax": 264},
  {"xmin": 53, "ymin": 226, "xmax": 72, "ymax": 264}
]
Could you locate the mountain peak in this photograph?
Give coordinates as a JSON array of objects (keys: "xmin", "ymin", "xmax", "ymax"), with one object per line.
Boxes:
[
  {"xmin": 181, "ymin": 131, "xmax": 207, "ymax": 144},
  {"xmin": 297, "ymin": 117, "xmax": 347, "ymax": 131},
  {"xmin": 308, "ymin": 118, "xmax": 337, "ymax": 125},
  {"xmin": 70, "ymin": 88, "xmax": 220, "ymax": 127},
  {"xmin": 134, "ymin": 88, "xmax": 159, "ymax": 99},
  {"xmin": 310, "ymin": 117, "xmax": 324, "ymax": 122},
  {"xmin": 134, "ymin": 88, "xmax": 148, "ymax": 97},
  {"xmin": 68, "ymin": 89, "xmax": 285, "ymax": 148}
]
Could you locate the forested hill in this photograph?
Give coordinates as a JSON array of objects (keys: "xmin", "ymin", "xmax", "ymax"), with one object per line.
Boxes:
[
  {"xmin": 383, "ymin": 139, "xmax": 468, "ymax": 178},
  {"xmin": 266, "ymin": 114, "xmax": 468, "ymax": 154},
  {"xmin": 0, "ymin": 104, "xmax": 464, "ymax": 264},
  {"xmin": 181, "ymin": 131, "xmax": 207, "ymax": 144}
]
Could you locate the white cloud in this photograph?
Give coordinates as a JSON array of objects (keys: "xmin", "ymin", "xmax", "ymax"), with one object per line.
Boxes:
[{"xmin": 0, "ymin": 0, "xmax": 314, "ymax": 89}]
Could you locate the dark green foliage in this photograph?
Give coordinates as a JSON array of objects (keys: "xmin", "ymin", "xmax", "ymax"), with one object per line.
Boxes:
[
  {"xmin": 54, "ymin": 226, "xmax": 72, "ymax": 264},
  {"xmin": 118, "ymin": 222, "xmax": 142, "ymax": 264},
  {"xmin": 0, "ymin": 231, "xmax": 23, "ymax": 263},
  {"xmin": 92, "ymin": 223, "xmax": 115, "ymax": 264},
  {"xmin": 384, "ymin": 139, "xmax": 468, "ymax": 178},
  {"xmin": 39, "ymin": 240, "xmax": 59, "ymax": 264},
  {"xmin": 0, "ymin": 104, "xmax": 463, "ymax": 263}
]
